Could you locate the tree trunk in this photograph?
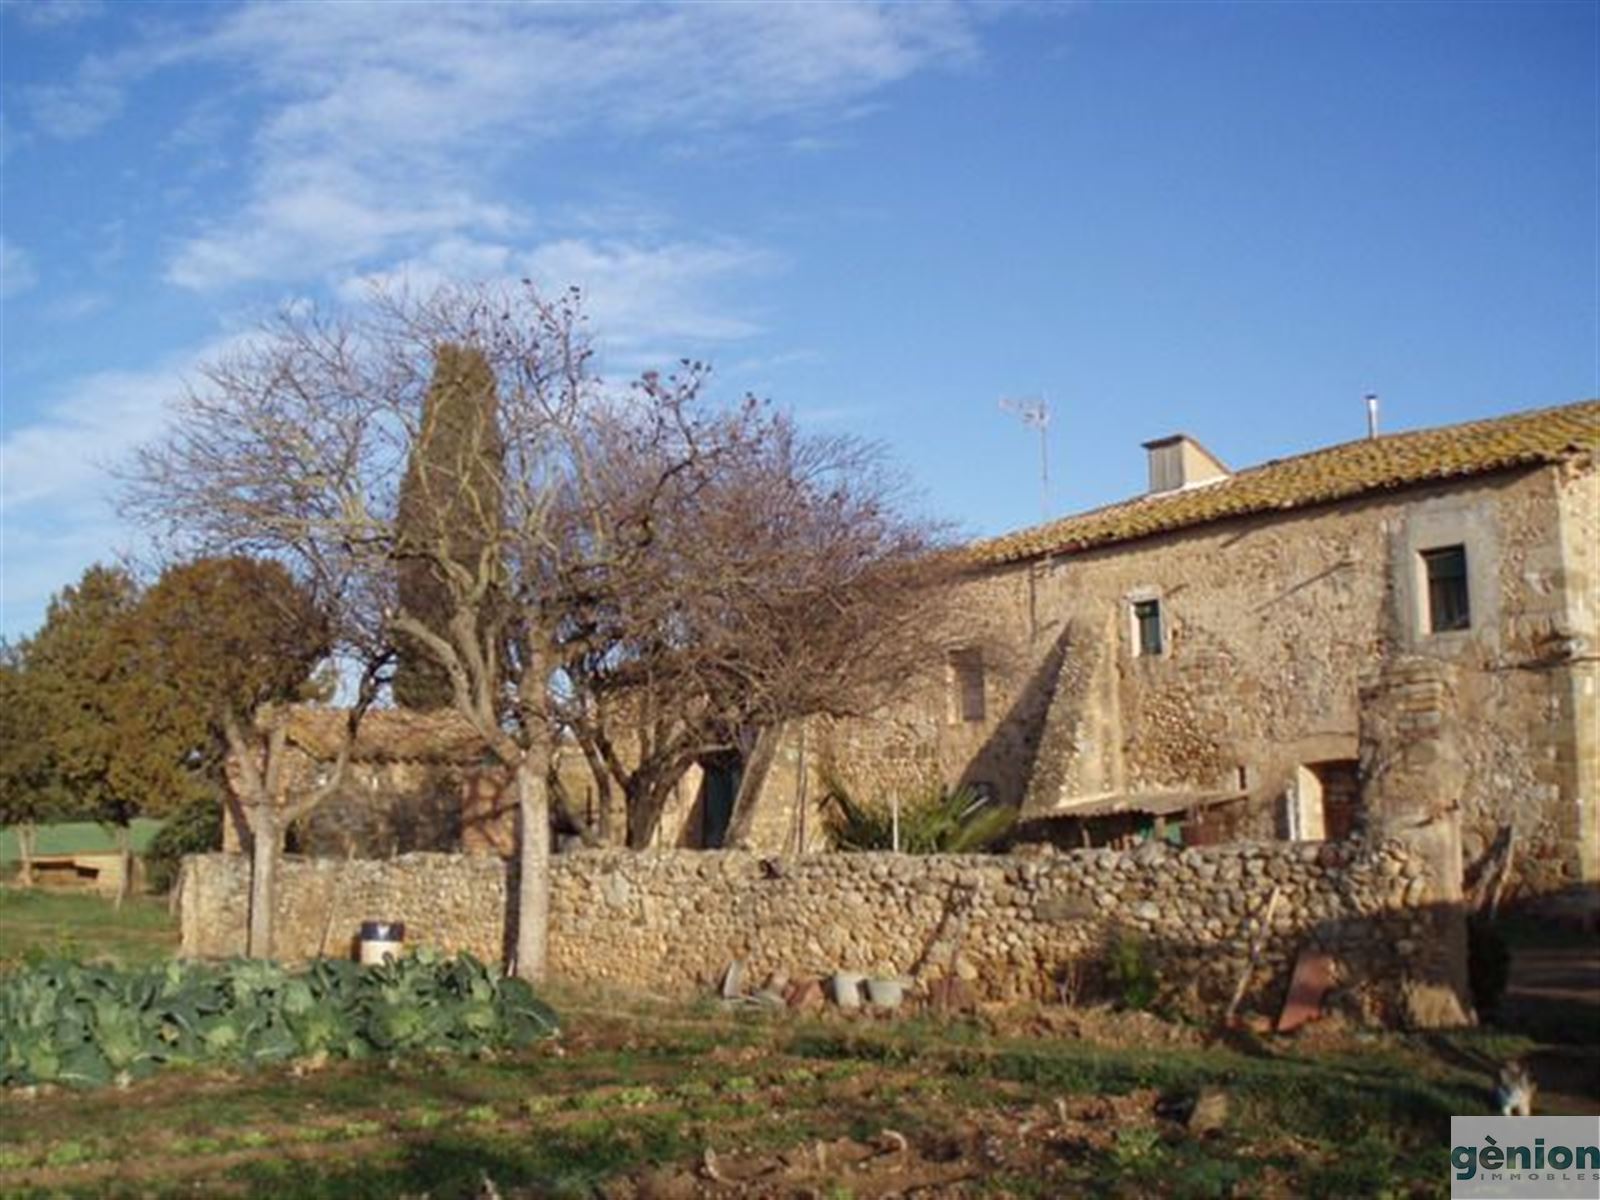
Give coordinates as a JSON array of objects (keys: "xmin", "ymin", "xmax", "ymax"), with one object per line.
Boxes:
[
  {"xmin": 724, "ymin": 724, "xmax": 783, "ymax": 848},
  {"xmin": 513, "ymin": 752, "xmax": 551, "ymax": 983},
  {"xmin": 113, "ymin": 822, "xmax": 133, "ymax": 910},
  {"xmin": 17, "ymin": 823, "xmax": 35, "ymax": 888},
  {"xmin": 247, "ymin": 800, "xmax": 278, "ymax": 959},
  {"xmin": 624, "ymin": 774, "xmax": 665, "ymax": 850},
  {"xmin": 577, "ymin": 737, "xmax": 619, "ymax": 846}
]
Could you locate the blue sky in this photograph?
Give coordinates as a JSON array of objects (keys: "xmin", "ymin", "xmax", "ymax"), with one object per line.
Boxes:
[{"xmin": 2, "ymin": 0, "xmax": 1595, "ymax": 639}]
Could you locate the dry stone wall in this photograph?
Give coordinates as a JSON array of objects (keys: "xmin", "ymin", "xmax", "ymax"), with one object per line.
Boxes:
[{"xmin": 181, "ymin": 838, "xmax": 1451, "ymax": 1023}]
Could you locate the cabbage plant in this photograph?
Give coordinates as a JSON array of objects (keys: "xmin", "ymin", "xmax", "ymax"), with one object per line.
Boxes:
[{"xmin": 0, "ymin": 951, "xmax": 558, "ymax": 1089}]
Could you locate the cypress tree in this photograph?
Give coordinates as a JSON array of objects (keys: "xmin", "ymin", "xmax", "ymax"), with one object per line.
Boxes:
[{"xmin": 393, "ymin": 343, "xmax": 505, "ymax": 710}]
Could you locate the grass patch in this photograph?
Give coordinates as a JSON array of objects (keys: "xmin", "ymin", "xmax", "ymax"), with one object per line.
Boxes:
[
  {"xmin": 0, "ymin": 1000, "xmax": 1490, "ymax": 1199},
  {"xmin": 0, "ymin": 820, "xmax": 165, "ymax": 864},
  {"xmin": 0, "ymin": 886, "xmax": 178, "ymax": 969}
]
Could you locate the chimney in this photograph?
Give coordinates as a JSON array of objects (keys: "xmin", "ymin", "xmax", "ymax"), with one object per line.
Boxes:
[
  {"xmin": 1141, "ymin": 434, "xmax": 1230, "ymax": 495},
  {"xmin": 1365, "ymin": 393, "xmax": 1379, "ymax": 440}
]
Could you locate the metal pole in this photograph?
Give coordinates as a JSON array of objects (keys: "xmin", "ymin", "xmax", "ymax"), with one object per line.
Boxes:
[
  {"xmin": 1038, "ymin": 421, "xmax": 1049, "ymax": 522},
  {"xmin": 1000, "ymin": 395, "xmax": 1052, "ymax": 522}
]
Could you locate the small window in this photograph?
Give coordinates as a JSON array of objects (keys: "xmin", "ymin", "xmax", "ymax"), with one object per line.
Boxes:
[
  {"xmin": 1422, "ymin": 545, "xmax": 1470, "ymax": 632},
  {"xmin": 1133, "ymin": 598, "xmax": 1164, "ymax": 657},
  {"xmin": 948, "ymin": 649, "xmax": 986, "ymax": 723}
]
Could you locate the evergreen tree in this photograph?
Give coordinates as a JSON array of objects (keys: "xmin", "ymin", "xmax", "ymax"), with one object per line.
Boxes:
[
  {"xmin": 22, "ymin": 565, "xmax": 156, "ymax": 904},
  {"xmin": 0, "ymin": 641, "xmax": 74, "ymax": 885},
  {"xmin": 393, "ymin": 343, "xmax": 505, "ymax": 709},
  {"xmin": 123, "ymin": 555, "xmax": 336, "ymax": 954}
]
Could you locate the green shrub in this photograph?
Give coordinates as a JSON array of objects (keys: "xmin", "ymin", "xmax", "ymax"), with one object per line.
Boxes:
[
  {"xmin": 0, "ymin": 949, "xmax": 559, "ymax": 1089},
  {"xmin": 823, "ymin": 776, "xmax": 1015, "ymax": 853},
  {"xmin": 1106, "ymin": 930, "xmax": 1159, "ymax": 1012},
  {"xmin": 1109, "ymin": 1126, "xmax": 1168, "ymax": 1177},
  {"xmin": 144, "ymin": 799, "xmax": 222, "ymax": 894}
]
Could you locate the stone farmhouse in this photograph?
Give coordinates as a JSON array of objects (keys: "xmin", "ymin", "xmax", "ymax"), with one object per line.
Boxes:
[
  {"xmin": 801, "ymin": 398, "xmax": 1598, "ymax": 897},
  {"xmin": 221, "ymin": 707, "xmax": 479, "ymax": 858},
  {"xmin": 231, "ymin": 399, "xmax": 1597, "ymax": 902}
]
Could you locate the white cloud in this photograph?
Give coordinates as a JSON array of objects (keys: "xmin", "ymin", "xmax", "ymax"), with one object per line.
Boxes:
[
  {"xmin": 336, "ymin": 233, "xmax": 779, "ymax": 368},
  {"xmin": 1, "ymin": 237, "xmax": 39, "ymax": 298},
  {"xmin": 0, "ymin": 338, "xmax": 243, "ymax": 635},
  {"xmin": 3, "ymin": 0, "xmax": 104, "ymax": 29},
  {"xmin": 522, "ymin": 238, "xmax": 779, "ymax": 348},
  {"xmin": 168, "ymin": 155, "xmax": 521, "ymax": 290},
  {"xmin": 0, "ymin": 352, "xmax": 191, "ymax": 511},
  {"xmin": 24, "ymin": 2, "xmax": 977, "ymax": 289},
  {"xmin": 25, "ymin": 76, "xmax": 122, "ymax": 137}
]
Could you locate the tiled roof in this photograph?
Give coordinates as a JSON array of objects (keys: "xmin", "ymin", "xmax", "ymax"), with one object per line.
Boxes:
[
  {"xmin": 276, "ymin": 705, "xmax": 491, "ymax": 763},
  {"xmin": 970, "ymin": 399, "xmax": 1598, "ymax": 567}
]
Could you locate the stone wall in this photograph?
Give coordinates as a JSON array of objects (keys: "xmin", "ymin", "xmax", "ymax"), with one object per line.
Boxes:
[{"xmin": 180, "ymin": 838, "xmax": 1455, "ymax": 1024}]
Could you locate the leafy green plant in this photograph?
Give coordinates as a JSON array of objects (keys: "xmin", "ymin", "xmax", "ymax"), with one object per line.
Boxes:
[
  {"xmin": 1109, "ymin": 1126, "xmax": 1167, "ymax": 1175},
  {"xmin": 0, "ymin": 949, "xmax": 559, "ymax": 1089},
  {"xmin": 1105, "ymin": 930, "xmax": 1160, "ymax": 1012},
  {"xmin": 822, "ymin": 775, "xmax": 1015, "ymax": 853}
]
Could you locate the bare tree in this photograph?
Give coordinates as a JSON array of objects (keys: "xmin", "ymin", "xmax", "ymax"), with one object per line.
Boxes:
[
  {"xmin": 125, "ymin": 284, "xmax": 708, "ymax": 978},
  {"xmin": 125, "ymin": 281, "xmax": 949, "ymax": 971},
  {"xmin": 550, "ymin": 407, "xmax": 953, "ymax": 848}
]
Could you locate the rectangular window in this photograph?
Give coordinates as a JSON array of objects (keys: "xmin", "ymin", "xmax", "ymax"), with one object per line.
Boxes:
[
  {"xmin": 948, "ymin": 649, "xmax": 986, "ymax": 723},
  {"xmin": 1133, "ymin": 598, "xmax": 1164, "ymax": 657},
  {"xmin": 1422, "ymin": 545, "xmax": 1470, "ymax": 632}
]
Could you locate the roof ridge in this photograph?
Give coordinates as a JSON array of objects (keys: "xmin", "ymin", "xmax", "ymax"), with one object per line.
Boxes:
[{"xmin": 970, "ymin": 397, "xmax": 1598, "ymax": 566}]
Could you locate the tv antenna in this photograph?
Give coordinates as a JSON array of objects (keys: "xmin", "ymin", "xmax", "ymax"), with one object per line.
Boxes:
[{"xmin": 999, "ymin": 395, "xmax": 1051, "ymax": 521}]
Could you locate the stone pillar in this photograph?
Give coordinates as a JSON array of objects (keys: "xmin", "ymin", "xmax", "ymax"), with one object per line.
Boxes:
[
  {"xmin": 1359, "ymin": 655, "xmax": 1475, "ymax": 1028},
  {"xmin": 1022, "ymin": 615, "xmax": 1124, "ymax": 813}
]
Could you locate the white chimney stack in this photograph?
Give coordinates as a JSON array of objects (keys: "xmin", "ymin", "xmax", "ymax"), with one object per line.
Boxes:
[{"xmin": 1365, "ymin": 393, "xmax": 1380, "ymax": 440}]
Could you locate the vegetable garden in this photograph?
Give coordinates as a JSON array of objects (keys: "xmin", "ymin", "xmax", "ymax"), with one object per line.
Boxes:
[{"xmin": 1, "ymin": 951, "xmax": 557, "ymax": 1089}]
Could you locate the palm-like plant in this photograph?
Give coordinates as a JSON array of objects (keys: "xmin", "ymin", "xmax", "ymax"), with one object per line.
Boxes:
[{"xmin": 823, "ymin": 775, "xmax": 1015, "ymax": 853}]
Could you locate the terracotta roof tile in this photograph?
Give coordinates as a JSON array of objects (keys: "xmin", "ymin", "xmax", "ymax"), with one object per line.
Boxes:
[{"xmin": 970, "ymin": 399, "xmax": 1598, "ymax": 567}]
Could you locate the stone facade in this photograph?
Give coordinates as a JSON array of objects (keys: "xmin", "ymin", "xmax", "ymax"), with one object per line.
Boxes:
[
  {"xmin": 807, "ymin": 403, "xmax": 1599, "ymax": 897},
  {"xmin": 180, "ymin": 839, "xmax": 1448, "ymax": 1023}
]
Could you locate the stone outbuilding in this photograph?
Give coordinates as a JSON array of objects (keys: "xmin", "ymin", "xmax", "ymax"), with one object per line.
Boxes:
[
  {"xmin": 221, "ymin": 707, "xmax": 487, "ymax": 858},
  {"xmin": 222, "ymin": 705, "xmax": 757, "ymax": 858}
]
